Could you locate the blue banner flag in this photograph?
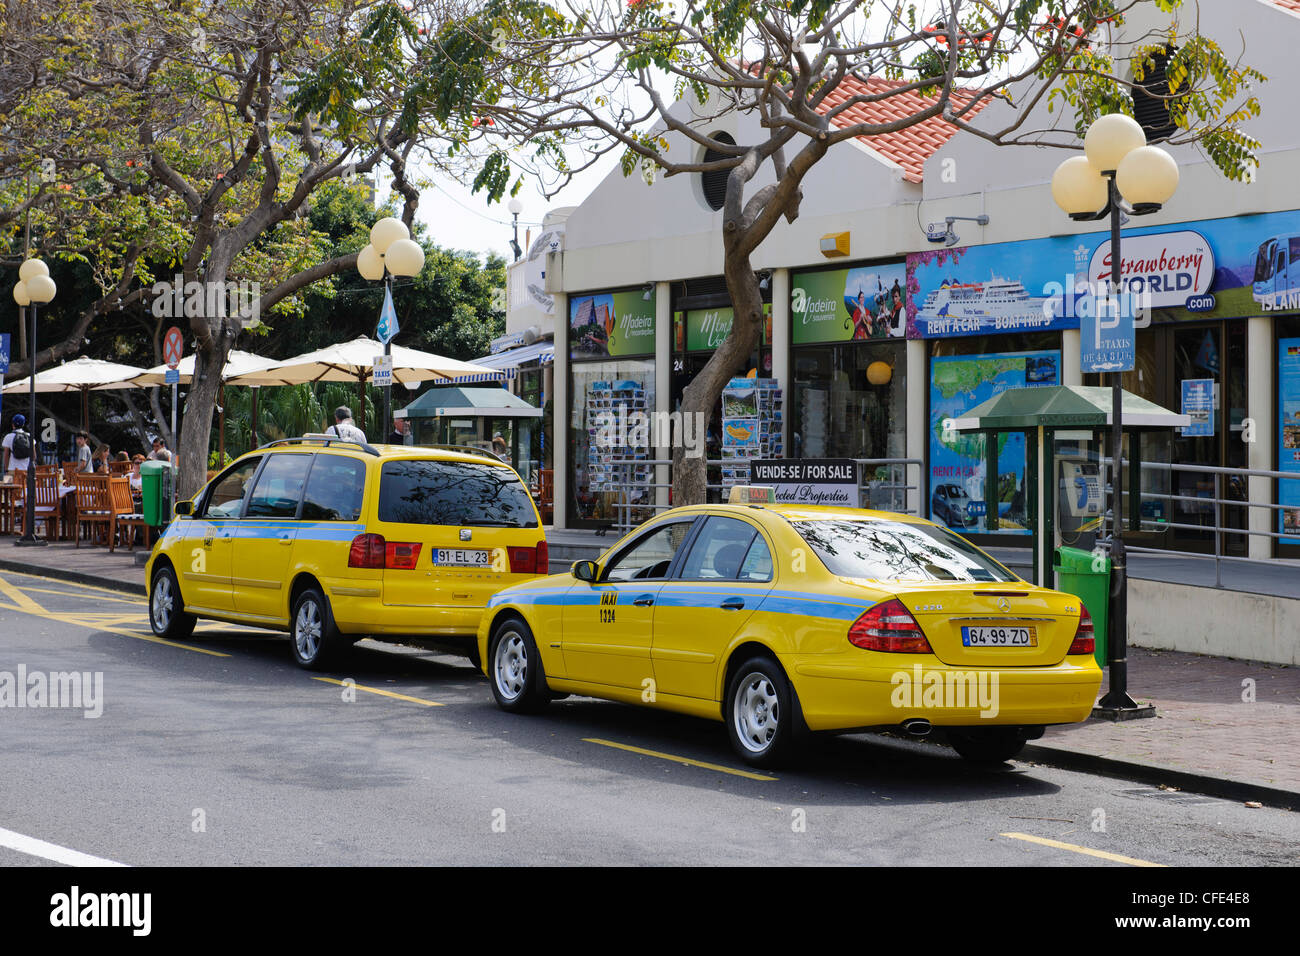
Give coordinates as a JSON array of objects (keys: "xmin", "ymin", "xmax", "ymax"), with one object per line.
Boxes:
[{"xmin": 377, "ymin": 287, "xmax": 399, "ymax": 344}]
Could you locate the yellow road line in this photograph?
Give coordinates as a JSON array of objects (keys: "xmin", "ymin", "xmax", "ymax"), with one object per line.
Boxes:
[
  {"xmin": 1001, "ymin": 832, "xmax": 1166, "ymax": 867},
  {"xmin": 0, "ymin": 568, "xmax": 148, "ymax": 600},
  {"xmin": 312, "ymin": 677, "xmax": 443, "ymax": 707},
  {"xmin": 0, "ymin": 575, "xmax": 49, "ymax": 615},
  {"xmin": 72, "ymin": 625, "xmax": 230, "ymax": 657},
  {"xmin": 584, "ymin": 737, "xmax": 777, "ymax": 781},
  {"xmin": 15, "ymin": 586, "xmax": 145, "ymax": 606}
]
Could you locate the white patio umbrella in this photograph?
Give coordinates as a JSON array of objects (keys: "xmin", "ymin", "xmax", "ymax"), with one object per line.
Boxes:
[
  {"xmin": 1, "ymin": 355, "xmax": 148, "ymax": 431},
  {"xmin": 123, "ymin": 350, "xmax": 286, "ymax": 458},
  {"xmin": 223, "ymin": 335, "xmax": 505, "ymax": 428}
]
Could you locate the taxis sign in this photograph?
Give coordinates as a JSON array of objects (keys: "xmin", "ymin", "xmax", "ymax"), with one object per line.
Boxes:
[{"xmin": 751, "ymin": 459, "xmax": 857, "ymax": 506}]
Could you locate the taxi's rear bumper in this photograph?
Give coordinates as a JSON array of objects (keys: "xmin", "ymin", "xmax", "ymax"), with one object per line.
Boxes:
[
  {"xmin": 787, "ymin": 657, "xmax": 1102, "ymax": 732},
  {"xmin": 327, "ymin": 589, "xmax": 486, "ymax": 636}
]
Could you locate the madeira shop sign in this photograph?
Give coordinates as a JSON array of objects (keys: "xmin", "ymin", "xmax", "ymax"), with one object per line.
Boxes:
[{"xmin": 751, "ymin": 459, "xmax": 857, "ymax": 506}]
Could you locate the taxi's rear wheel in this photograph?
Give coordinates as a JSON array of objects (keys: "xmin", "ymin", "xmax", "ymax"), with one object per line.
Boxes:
[
  {"xmin": 290, "ymin": 586, "xmax": 346, "ymax": 670},
  {"xmin": 948, "ymin": 727, "xmax": 1027, "ymax": 764},
  {"xmin": 489, "ymin": 618, "xmax": 549, "ymax": 713},
  {"xmin": 725, "ymin": 656, "xmax": 799, "ymax": 769},
  {"xmin": 149, "ymin": 564, "xmax": 195, "ymax": 640}
]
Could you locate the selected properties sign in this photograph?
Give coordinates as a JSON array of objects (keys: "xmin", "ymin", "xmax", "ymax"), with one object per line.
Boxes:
[{"xmin": 751, "ymin": 458, "xmax": 857, "ymax": 506}]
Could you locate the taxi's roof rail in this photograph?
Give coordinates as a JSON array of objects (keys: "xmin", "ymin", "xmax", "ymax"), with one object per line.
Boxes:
[
  {"xmin": 267, "ymin": 434, "xmax": 382, "ymax": 456},
  {"xmin": 424, "ymin": 443, "xmax": 506, "ymax": 462}
]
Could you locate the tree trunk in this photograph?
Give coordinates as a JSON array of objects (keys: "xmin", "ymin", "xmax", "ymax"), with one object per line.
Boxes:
[
  {"xmin": 176, "ymin": 259, "xmax": 236, "ymax": 500},
  {"xmin": 671, "ymin": 244, "xmax": 763, "ymax": 505}
]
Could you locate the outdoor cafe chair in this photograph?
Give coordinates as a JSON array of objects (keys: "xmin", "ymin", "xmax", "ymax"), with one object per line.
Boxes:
[
  {"xmin": 74, "ymin": 474, "xmax": 112, "ymax": 548},
  {"xmin": 109, "ymin": 476, "xmax": 149, "ymax": 552}
]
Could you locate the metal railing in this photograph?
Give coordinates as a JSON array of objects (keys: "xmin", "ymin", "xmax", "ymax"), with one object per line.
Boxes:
[
  {"xmin": 1099, "ymin": 456, "xmax": 1300, "ymax": 588},
  {"xmin": 596, "ymin": 456, "xmax": 923, "ymax": 531}
]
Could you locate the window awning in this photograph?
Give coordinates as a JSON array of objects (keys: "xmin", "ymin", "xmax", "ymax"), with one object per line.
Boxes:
[{"xmin": 469, "ymin": 341, "xmax": 554, "ymax": 379}]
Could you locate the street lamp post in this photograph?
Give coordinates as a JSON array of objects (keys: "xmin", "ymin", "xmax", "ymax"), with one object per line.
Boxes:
[
  {"xmin": 1051, "ymin": 113, "xmax": 1179, "ymax": 718},
  {"xmin": 508, "ymin": 198, "xmax": 523, "ymax": 261},
  {"xmin": 357, "ymin": 218, "xmax": 425, "ymax": 440},
  {"xmin": 11, "ymin": 258, "xmax": 57, "ymax": 548}
]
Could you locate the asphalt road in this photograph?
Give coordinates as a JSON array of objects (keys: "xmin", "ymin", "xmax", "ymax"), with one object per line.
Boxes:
[{"xmin": 1, "ymin": 568, "xmax": 1297, "ymax": 868}]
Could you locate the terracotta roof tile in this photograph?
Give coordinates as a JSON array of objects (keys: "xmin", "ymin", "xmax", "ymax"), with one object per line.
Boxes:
[
  {"xmin": 815, "ymin": 76, "xmax": 987, "ymax": 183},
  {"xmin": 1269, "ymin": 0, "xmax": 1300, "ymax": 13}
]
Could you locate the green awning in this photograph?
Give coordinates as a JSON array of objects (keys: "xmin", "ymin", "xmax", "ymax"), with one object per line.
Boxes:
[
  {"xmin": 394, "ymin": 386, "xmax": 542, "ymax": 419},
  {"xmin": 950, "ymin": 386, "xmax": 1189, "ymax": 431}
]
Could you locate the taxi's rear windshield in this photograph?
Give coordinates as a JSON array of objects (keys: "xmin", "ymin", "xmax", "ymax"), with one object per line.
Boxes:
[
  {"xmin": 794, "ymin": 518, "xmax": 1017, "ymax": 583},
  {"xmin": 377, "ymin": 459, "xmax": 538, "ymax": 528}
]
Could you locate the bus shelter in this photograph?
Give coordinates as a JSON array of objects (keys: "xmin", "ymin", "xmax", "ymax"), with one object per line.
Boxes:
[{"xmin": 949, "ymin": 386, "xmax": 1189, "ymax": 588}]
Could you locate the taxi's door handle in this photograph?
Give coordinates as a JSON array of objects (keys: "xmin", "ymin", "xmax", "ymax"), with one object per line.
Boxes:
[
  {"xmin": 720, "ymin": 597, "xmax": 745, "ymax": 611},
  {"xmin": 278, "ymin": 532, "xmax": 293, "ymax": 546},
  {"xmin": 632, "ymin": 594, "xmax": 655, "ymax": 607}
]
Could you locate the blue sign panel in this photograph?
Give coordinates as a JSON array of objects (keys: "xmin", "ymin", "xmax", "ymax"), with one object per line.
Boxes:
[
  {"xmin": 1180, "ymin": 378, "xmax": 1215, "ymax": 437},
  {"xmin": 1279, "ymin": 338, "xmax": 1300, "ymax": 544},
  {"xmin": 0, "ymin": 333, "xmax": 9, "ymax": 374}
]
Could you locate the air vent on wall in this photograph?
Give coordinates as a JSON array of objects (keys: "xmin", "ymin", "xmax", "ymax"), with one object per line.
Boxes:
[
  {"xmin": 1132, "ymin": 45, "xmax": 1178, "ymax": 142},
  {"xmin": 701, "ymin": 132, "xmax": 736, "ymax": 211}
]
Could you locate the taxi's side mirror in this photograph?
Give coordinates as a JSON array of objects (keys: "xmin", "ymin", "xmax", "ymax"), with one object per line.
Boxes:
[
  {"xmin": 572, "ymin": 560, "xmax": 598, "ymax": 583},
  {"xmin": 174, "ymin": 500, "xmax": 194, "ymax": 517}
]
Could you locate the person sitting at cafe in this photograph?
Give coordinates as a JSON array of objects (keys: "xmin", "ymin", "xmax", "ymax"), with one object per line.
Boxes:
[
  {"xmin": 92, "ymin": 444, "xmax": 112, "ymax": 472},
  {"xmin": 74, "ymin": 433, "xmax": 93, "ymax": 473},
  {"xmin": 129, "ymin": 454, "xmax": 145, "ymax": 494},
  {"xmin": 149, "ymin": 437, "xmax": 172, "ymax": 462}
]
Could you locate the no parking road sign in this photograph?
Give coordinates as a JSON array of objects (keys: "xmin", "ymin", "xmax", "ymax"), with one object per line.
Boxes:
[{"xmin": 163, "ymin": 327, "xmax": 185, "ymax": 368}]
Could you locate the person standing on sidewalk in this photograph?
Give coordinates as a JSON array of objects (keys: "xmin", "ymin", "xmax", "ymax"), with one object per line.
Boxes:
[
  {"xmin": 2, "ymin": 414, "xmax": 32, "ymax": 482},
  {"xmin": 325, "ymin": 406, "xmax": 367, "ymax": 443}
]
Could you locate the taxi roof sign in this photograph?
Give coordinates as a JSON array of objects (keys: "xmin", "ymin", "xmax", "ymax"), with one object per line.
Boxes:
[{"xmin": 728, "ymin": 485, "xmax": 775, "ymax": 505}]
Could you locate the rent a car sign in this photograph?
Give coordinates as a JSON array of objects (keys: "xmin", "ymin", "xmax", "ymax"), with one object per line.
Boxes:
[{"xmin": 1088, "ymin": 230, "xmax": 1213, "ymax": 309}]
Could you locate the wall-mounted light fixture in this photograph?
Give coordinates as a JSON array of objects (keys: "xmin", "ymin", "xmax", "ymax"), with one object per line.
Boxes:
[
  {"xmin": 757, "ymin": 271, "xmax": 771, "ymax": 292},
  {"xmin": 819, "ymin": 232, "xmax": 850, "ymax": 258},
  {"xmin": 642, "ymin": 282, "xmax": 654, "ymax": 301}
]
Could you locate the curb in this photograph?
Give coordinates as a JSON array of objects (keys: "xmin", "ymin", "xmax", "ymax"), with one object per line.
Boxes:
[
  {"xmin": 0, "ymin": 557, "xmax": 146, "ymax": 597},
  {"xmin": 1021, "ymin": 742, "xmax": 1299, "ymax": 812}
]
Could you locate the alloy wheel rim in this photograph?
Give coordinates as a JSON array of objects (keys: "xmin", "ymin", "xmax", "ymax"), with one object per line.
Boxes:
[
  {"xmin": 295, "ymin": 600, "xmax": 322, "ymax": 660},
  {"xmin": 495, "ymin": 632, "xmax": 527, "ymax": 701},
  {"xmin": 734, "ymin": 672, "xmax": 779, "ymax": 753},
  {"xmin": 152, "ymin": 575, "xmax": 172, "ymax": 628}
]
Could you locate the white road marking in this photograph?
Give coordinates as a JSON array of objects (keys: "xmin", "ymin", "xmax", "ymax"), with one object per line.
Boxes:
[{"xmin": 0, "ymin": 825, "xmax": 127, "ymax": 867}]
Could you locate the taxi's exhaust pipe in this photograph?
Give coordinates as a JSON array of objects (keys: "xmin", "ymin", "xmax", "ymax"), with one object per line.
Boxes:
[{"xmin": 901, "ymin": 719, "xmax": 932, "ymax": 737}]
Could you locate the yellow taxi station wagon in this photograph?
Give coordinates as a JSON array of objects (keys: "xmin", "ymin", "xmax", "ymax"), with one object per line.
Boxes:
[
  {"xmin": 146, "ymin": 436, "xmax": 547, "ymax": 668},
  {"xmin": 478, "ymin": 496, "xmax": 1104, "ymax": 768}
]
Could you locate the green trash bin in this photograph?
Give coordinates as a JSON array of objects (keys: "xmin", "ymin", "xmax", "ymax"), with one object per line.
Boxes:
[
  {"xmin": 141, "ymin": 461, "xmax": 174, "ymax": 527},
  {"xmin": 1053, "ymin": 546, "xmax": 1110, "ymax": 669}
]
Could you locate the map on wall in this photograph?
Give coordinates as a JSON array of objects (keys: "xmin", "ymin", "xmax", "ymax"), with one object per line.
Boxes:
[{"xmin": 929, "ymin": 350, "xmax": 1060, "ymax": 535}]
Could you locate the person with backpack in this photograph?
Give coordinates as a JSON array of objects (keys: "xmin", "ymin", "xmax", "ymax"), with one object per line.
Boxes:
[
  {"xmin": 2, "ymin": 414, "xmax": 32, "ymax": 482},
  {"xmin": 324, "ymin": 406, "xmax": 367, "ymax": 444}
]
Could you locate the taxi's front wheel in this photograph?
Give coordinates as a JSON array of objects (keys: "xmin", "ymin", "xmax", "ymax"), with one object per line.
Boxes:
[
  {"xmin": 726, "ymin": 656, "xmax": 800, "ymax": 769},
  {"xmin": 489, "ymin": 618, "xmax": 549, "ymax": 713},
  {"xmin": 150, "ymin": 564, "xmax": 195, "ymax": 640},
  {"xmin": 289, "ymin": 587, "xmax": 347, "ymax": 670}
]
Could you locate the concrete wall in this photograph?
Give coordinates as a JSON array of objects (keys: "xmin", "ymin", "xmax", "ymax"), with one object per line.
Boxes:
[{"xmin": 1129, "ymin": 578, "xmax": 1300, "ymax": 666}]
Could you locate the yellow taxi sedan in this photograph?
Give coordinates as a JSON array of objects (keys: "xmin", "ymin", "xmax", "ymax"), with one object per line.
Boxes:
[{"xmin": 478, "ymin": 496, "xmax": 1102, "ymax": 768}]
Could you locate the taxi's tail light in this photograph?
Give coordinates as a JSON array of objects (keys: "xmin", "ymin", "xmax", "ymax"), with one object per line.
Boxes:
[
  {"xmin": 848, "ymin": 600, "xmax": 933, "ymax": 653},
  {"xmin": 348, "ymin": 533, "xmax": 387, "ymax": 568},
  {"xmin": 347, "ymin": 533, "xmax": 421, "ymax": 569},
  {"xmin": 507, "ymin": 541, "xmax": 548, "ymax": 574},
  {"xmin": 385, "ymin": 541, "xmax": 422, "ymax": 570},
  {"xmin": 1068, "ymin": 605, "xmax": 1096, "ymax": 655}
]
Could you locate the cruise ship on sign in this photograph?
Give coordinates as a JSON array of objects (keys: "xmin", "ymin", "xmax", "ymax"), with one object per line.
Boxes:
[{"xmin": 917, "ymin": 275, "xmax": 1054, "ymax": 329}]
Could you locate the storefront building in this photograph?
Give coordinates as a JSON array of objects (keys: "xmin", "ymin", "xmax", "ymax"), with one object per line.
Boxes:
[{"xmin": 511, "ymin": 0, "xmax": 1300, "ymax": 558}]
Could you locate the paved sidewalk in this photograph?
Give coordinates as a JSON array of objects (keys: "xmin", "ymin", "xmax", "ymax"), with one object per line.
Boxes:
[
  {"xmin": 2, "ymin": 536, "xmax": 1296, "ymax": 808},
  {"xmin": 1031, "ymin": 647, "xmax": 1300, "ymax": 808}
]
